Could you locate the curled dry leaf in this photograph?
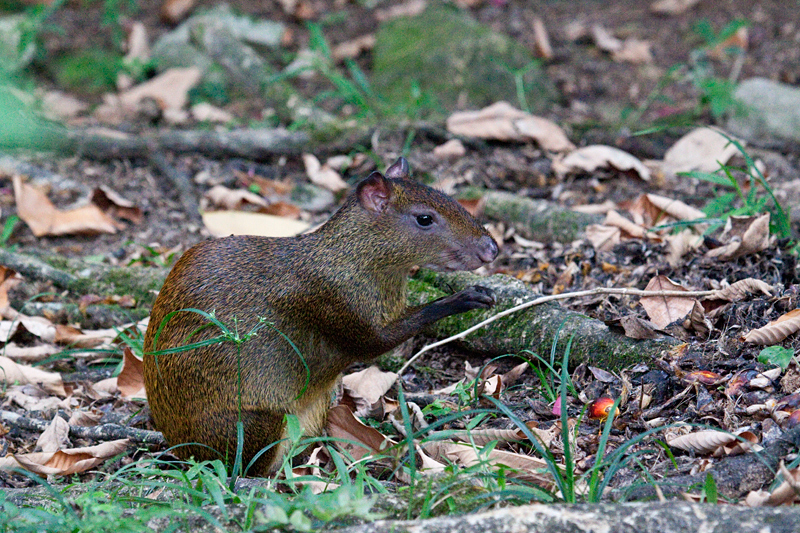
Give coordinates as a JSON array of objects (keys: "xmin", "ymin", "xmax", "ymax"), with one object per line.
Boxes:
[
  {"xmin": 665, "ymin": 229, "xmax": 704, "ymax": 266},
  {"xmin": 203, "ymin": 185, "xmax": 268, "ymax": 210},
  {"xmin": 639, "ymin": 275, "xmax": 697, "ymax": 330},
  {"xmin": 705, "ymin": 214, "xmax": 771, "ymax": 261},
  {"xmin": 707, "ymin": 278, "xmax": 773, "ymax": 302},
  {"xmin": 446, "ymin": 102, "xmax": 574, "ymax": 152},
  {"xmin": 555, "ymin": 145, "xmax": 650, "ymax": 181},
  {"xmin": 302, "ymin": 153, "xmax": 348, "ymax": 192},
  {"xmin": 0, "ymin": 356, "xmax": 67, "ymax": 396},
  {"xmin": 620, "ymin": 315, "xmax": 659, "ymax": 340},
  {"xmin": 0, "ymin": 439, "xmax": 129, "ymax": 476},
  {"xmin": 95, "ymin": 347, "xmax": 145, "ymax": 399},
  {"xmin": 341, "ymin": 366, "xmax": 398, "ymax": 418},
  {"xmin": 68, "ymin": 408, "xmax": 103, "ymax": 427},
  {"xmin": 90, "ymin": 187, "xmax": 143, "ymax": 224},
  {"xmin": 662, "ymin": 127, "xmax": 740, "ymax": 175},
  {"xmin": 604, "ymin": 210, "xmax": 647, "ymax": 238},
  {"xmin": 667, "ymin": 429, "xmax": 736, "ymax": 455},
  {"xmin": 643, "ymin": 193, "xmax": 706, "ymax": 222},
  {"xmin": 55, "ymin": 324, "xmax": 106, "ymax": 348},
  {"xmin": 743, "ymin": 308, "xmax": 800, "ymax": 345},
  {"xmin": 14, "ymin": 175, "xmax": 121, "ymax": 237},
  {"xmin": 0, "ymin": 313, "xmax": 56, "ymax": 343},
  {"xmin": 746, "ymin": 463, "xmax": 800, "ymax": 506}
]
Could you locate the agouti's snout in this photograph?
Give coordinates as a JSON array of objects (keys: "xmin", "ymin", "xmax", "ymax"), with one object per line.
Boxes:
[{"xmin": 477, "ymin": 235, "xmax": 499, "ymax": 264}]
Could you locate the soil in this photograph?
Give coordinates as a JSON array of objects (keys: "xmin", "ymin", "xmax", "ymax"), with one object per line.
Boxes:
[{"xmin": 2, "ymin": 0, "xmax": 800, "ymax": 502}]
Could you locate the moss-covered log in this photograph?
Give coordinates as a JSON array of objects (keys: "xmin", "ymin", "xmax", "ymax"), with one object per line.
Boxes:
[
  {"xmin": 410, "ymin": 270, "xmax": 679, "ymax": 370},
  {"xmin": 482, "ymin": 191, "xmax": 602, "ymax": 243}
]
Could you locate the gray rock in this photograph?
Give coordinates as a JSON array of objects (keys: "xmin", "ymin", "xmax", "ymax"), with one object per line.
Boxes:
[
  {"xmin": 727, "ymin": 77, "xmax": 800, "ymax": 144},
  {"xmin": 372, "ymin": 5, "xmax": 557, "ymax": 112}
]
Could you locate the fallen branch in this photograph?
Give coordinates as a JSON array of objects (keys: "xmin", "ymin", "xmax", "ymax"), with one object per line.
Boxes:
[{"xmin": 0, "ymin": 410, "xmax": 165, "ymax": 446}]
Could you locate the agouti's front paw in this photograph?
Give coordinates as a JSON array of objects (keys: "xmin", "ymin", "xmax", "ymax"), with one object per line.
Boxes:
[{"xmin": 454, "ymin": 285, "xmax": 497, "ymax": 311}]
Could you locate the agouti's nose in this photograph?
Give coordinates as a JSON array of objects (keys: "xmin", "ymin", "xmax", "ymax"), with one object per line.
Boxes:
[{"xmin": 477, "ymin": 235, "xmax": 499, "ymax": 263}]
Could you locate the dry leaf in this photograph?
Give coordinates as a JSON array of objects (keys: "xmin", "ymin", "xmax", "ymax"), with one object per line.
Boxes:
[
  {"xmin": 668, "ymin": 430, "xmax": 736, "ymax": 455},
  {"xmin": 743, "ymin": 308, "xmax": 800, "ymax": 345},
  {"xmin": 662, "ymin": 127, "xmax": 740, "ymax": 175},
  {"xmin": 302, "ymin": 153, "xmax": 348, "ymax": 192},
  {"xmin": 2, "ymin": 344, "xmax": 59, "ymax": 361},
  {"xmin": 639, "ymin": 275, "xmax": 697, "ymax": 330},
  {"xmin": 665, "ymin": 229, "xmax": 704, "ymax": 266},
  {"xmin": 0, "ymin": 355, "xmax": 67, "ymax": 396},
  {"xmin": 708, "ymin": 279, "xmax": 773, "ymax": 302},
  {"xmin": 203, "ymin": 185, "xmax": 268, "ymax": 210},
  {"xmin": 325, "ymin": 404, "xmax": 396, "ymax": 461},
  {"xmin": 341, "ymin": 366, "xmax": 398, "ymax": 418},
  {"xmin": 262, "ymin": 202, "xmax": 302, "ymax": 219},
  {"xmin": 531, "ymin": 17, "xmax": 553, "ymax": 59},
  {"xmin": 331, "ymin": 34, "xmax": 376, "ymax": 61},
  {"xmin": 14, "ymin": 175, "xmax": 121, "ymax": 236},
  {"xmin": 432, "ymin": 139, "xmax": 467, "ymax": 160},
  {"xmin": 95, "ymin": 347, "xmax": 145, "ymax": 399},
  {"xmin": 746, "ymin": 463, "xmax": 800, "ymax": 506},
  {"xmin": 446, "ymin": 102, "xmax": 574, "ymax": 152},
  {"xmin": 612, "ymin": 39, "xmax": 653, "ymax": 64},
  {"xmin": 643, "ymin": 193, "xmax": 706, "ymax": 222},
  {"xmin": 555, "ymin": 145, "xmax": 650, "ymax": 180},
  {"xmin": 91, "ymin": 186, "xmax": 143, "ymax": 224},
  {"xmin": 584, "ymin": 224, "xmax": 621, "ymax": 252},
  {"xmin": 191, "ymin": 103, "xmax": 234, "ymax": 123},
  {"xmin": 651, "ymin": 0, "xmax": 701, "ymax": 15},
  {"xmin": 0, "ymin": 439, "xmax": 129, "ymax": 476},
  {"xmin": 604, "ymin": 210, "xmax": 647, "ymax": 238},
  {"xmin": 124, "ymin": 22, "xmax": 150, "ymax": 63},
  {"xmin": 37, "ymin": 415, "xmax": 70, "ymax": 453},
  {"xmin": 202, "ymin": 211, "xmax": 310, "ymax": 238},
  {"xmin": 707, "ymin": 26, "xmax": 747, "ymax": 60},
  {"xmin": 705, "ymin": 214, "xmax": 771, "ymax": 260},
  {"xmin": 591, "ymin": 24, "xmax": 622, "ymax": 52},
  {"xmin": 686, "ymin": 300, "xmax": 710, "ymax": 337},
  {"xmin": 68, "ymin": 409, "xmax": 103, "ymax": 427},
  {"xmin": 119, "ymin": 67, "xmax": 202, "ymax": 111},
  {"xmin": 620, "ymin": 315, "xmax": 659, "ymax": 340},
  {"xmin": 161, "ymin": 0, "xmax": 195, "ymax": 23},
  {"xmin": 55, "ymin": 324, "xmax": 106, "ymax": 348}
]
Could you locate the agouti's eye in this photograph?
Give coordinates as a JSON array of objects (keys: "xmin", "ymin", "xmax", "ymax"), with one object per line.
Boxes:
[{"xmin": 416, "ymin": 214, "xmax": 434, "ymax": 227}]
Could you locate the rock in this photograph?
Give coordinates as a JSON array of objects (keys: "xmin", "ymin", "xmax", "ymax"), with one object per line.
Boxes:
[
  {"xmin": 372, "ymin": 4, "xmax": 557, "ymax": 112},
  {"xmin": 727, "ymin": 77, "xmax": 800, "ymax": 144}
]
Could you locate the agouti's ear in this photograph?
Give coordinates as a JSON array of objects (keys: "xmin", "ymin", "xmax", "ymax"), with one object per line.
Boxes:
[
  {"xmin": 385, "ymin": 157, "xmax": 410, "ymax": 179},
  {"xmin": 357, "ymin": 172, "xmax": 392, "ymax": 213}
]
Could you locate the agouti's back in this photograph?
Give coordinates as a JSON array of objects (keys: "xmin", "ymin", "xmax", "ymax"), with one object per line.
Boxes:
[{"xmin": 143, "ymin": 158, "xmax": 498, "ymax": 475}]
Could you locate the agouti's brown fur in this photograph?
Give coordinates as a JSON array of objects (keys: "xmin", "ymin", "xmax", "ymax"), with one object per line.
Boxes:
[{"xmin": 143, "ymin": 158, "xmax": 498, "ymax": 475}]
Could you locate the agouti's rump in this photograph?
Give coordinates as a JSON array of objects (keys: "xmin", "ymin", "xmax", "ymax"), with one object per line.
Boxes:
[{"xmin": 143, "ymin": 157, "xmax": 498, "ymax": 475}]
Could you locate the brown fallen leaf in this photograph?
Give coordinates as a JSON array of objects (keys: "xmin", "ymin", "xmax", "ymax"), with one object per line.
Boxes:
[
  {"xmin": 604, "ymin": 210, "xmax": 647, "ymax": 238},
  {"xmin": 0, "ymin": 439, "xmax": 129, "ymax": 476},
  {"xmin": 119, "ymin": 67, "xmax": 202, "ymax": 112},
  {"xmin": 591, "ymin": 24, "xmax": 622, "ymax": 52},
  {"xmin": 705, "ymin": 213, "xmax": 771, "ymax": 260},
  {"xmin": 743, "ymin": 308, "xmax": 800, "ymax": 345},
  {"xmin": 55, "ymin": 324, "xmax": 107, "ymax": 348},
  {"xmin": 446, "ymin": 102, "xmax": 574, "ymax": 152},
  {"xmin": 0, "ymin": 355, "xmax": 67, "ymax": 396},
  {"xmin": 90, "ymin": 186, "xmax": 144, "ymax": 224},
  {"xmin": 302, "ymin": 153, "xmax": 348, "ymax": 192},
  {"xmin": 612, "ymin": 39, "xmax": 653, "ymax": 64},
  {"xmin": 37, "ymin": 415, "xmax": 70, "ymax": 452},
  {"xmin": 667, "ymin": 429, "xmax": 736, "ymax": 455},
  {"xmin": 707, "ymin": 26, "xmax": 747, "ymax": 61},
  {"xmin": 707, "ymin": 278, "xmax": 773, "ymax": 302},
  {"xmin": 261, "ymin": 202, "xmax": 302, "ymax": 219},
  {"xmin": 641, "ymin": 193, "xmax": 706, "ymax": 222},
  {"xmin": 662, "ymin": 127, "xmax": 741, "ymax": 175},
  {"xmin": 584, "ymin": 224, "xmax": 621, "ymax": 252},
  {"xmin": 14, "ymin": 175, "xmax": 122, "ymax": 237},
  {"xmin": 341, "ymin": 366, "xmax": 398, "ymax": 418},
  {"xmin": 68, "ymin": 408, "xmax": 103, "ymax": 427},
  {"xmin": 554, "ymin": 145, "xmax": 650, "ymax": 181},
  {"xmin": 325, "ymin": 404, "xmax": 396, "ymax": 462},
  {"xmin": 432, "ymin": 139, "xmax": 467, "ymax": 160},
  {"xmin": 620, "ymin": 315, "xmax": 659, "ymax": 340},
  {"xmin": 745, "ymin": 463, "xmax": 800, "ymax": 506},
  {"xmin": 531, "ymin": 17, "xmax": 553, "ymax": 59},
  {"xmin": 95, "ymin": 347, "xmax": 145, "ymax": 399},
  {"xmin": 639, "ymin": 275, "xmax": 697, "ymax": 330},
  {"xmin": 331, "ymin": 34, "xmax": 376, "ymax": 61},
  {"xmin": 203, "ymin": 185, "xmax": 268, "ymax": 211}
]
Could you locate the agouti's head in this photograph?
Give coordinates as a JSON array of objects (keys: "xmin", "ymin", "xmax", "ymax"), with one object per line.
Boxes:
[{"xmin": 355, "ymin": 157, "xmax": 498, "ymax": 271}]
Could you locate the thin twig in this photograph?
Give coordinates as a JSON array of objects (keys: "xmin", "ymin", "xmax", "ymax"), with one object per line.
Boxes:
[
  {"xmin": 399, "ymin": 286, "xmax": 716, "ymax": 376},
  {"xmin": 0, "ymin": 410, "xmax": 165, "ymax": 445}
]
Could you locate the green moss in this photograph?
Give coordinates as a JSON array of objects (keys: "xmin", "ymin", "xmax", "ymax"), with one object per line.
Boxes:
[{"xmin": 53, "ymin": 49, "xmax": 124, "ymax": 94}]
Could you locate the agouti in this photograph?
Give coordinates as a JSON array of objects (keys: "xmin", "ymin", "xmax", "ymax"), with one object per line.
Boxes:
[{"xmin": 143, "ymin": 157, "xmax": 498, "ymax": 475}]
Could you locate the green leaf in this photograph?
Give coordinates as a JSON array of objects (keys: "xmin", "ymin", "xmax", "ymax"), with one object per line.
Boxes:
[
  {"xmin": 757, "ymin": 346, "xmax": 794, "ymax": 370},
  {"xmin": 703, "ymin": 473, "xmax": 718, "ymax": 504}
]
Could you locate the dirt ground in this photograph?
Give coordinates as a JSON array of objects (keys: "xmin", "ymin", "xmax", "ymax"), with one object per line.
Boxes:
[{"xmin": 2, "ymin": 0, "xmax": 800, "ymax": 499}]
